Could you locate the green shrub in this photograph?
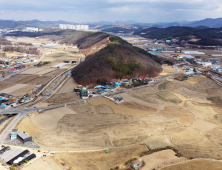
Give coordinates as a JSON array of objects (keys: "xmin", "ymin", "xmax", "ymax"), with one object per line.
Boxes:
[{"xmin": 142, "ymin": 161, "xmax": 145, "ymax": 166}]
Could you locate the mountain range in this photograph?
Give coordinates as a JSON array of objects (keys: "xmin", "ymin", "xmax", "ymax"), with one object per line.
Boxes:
[{"xmin": 1, "ymin": 18, "xmax": 222, "ymax": 29}]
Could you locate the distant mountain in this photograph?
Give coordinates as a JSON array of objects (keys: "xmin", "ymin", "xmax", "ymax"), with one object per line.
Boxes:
[
  {"xmin": 102, "ymin": 27, "xmax": 131, "ymax": 33},
  {"xmin": 0, "ymin": 20, "xmax": 22, "ymax": 29},
  {"xmin": 90, "ymin": 20, "xmax": 139, "ymax": 25},
  {"xmin": 0, "ymin": 19, "xmax": 73, "ymax": 29},
  {"xmin": 141, "ymin": 18, "xmax": 222, "ymax": 28},
  {"xmin": 188, "ymin": 18, "xmax": 222, "ymax": 28},
  {"xmin": 134, "ymin": 26, "xmax": 222, "ymax": 46},
  {"xmin": 1, "ymin": 17, "xmax": 222, "ymax": 30}
]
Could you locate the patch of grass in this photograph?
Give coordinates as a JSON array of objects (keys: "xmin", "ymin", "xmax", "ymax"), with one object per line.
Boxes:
[
  {"xmin": 158, "ymin": 81, "xmax": 170, "ymax": 90},
  {"xmin": 36, "ymin": 61, "xmax": 50, "ymax": 67},
  {"xmin": 140, "ymin": 146, "xmax": 182, "ymax": 157}
]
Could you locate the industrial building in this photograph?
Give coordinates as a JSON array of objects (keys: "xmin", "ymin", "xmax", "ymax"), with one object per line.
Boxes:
[
  {"xmin": 10, "ymin": 129, "xmax": 18, "ymax": 139},
  {"xmin": 80, "ymin": 88, "xmax": 88, "ymax": 98},
  {"xmin": 7, "ymin": 150, "xmax": 30, "ymax": 165},
  {"xmin": 182, "ymin": 51, "xmax": 205, "ymax": 55},
  {"xmin": 22, "ymin": 27, "xmax": 39, "ymax": 32},
  {"xmin": 17, "ymin": 132, "xmax": 32, "ymax": 143},
  {"xmin": 18, "ymin": 154, "xmax": 36, "ymax": 166},
  {"xmin": 4, "ymin": 149, "xmax": 24, "ymax": 163},
  {"xmin": 0, "ymin": 147, "xmax": 32, "ymax": 165}
]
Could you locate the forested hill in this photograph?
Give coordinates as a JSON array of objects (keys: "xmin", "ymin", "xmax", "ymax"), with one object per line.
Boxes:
[
  {"xmin": 134, "ymin": 26, "xmax": 222, "ymax": 46},
  {"xmin": 72, "ymin": 36, "xmax": 163, "ymax": 85}
]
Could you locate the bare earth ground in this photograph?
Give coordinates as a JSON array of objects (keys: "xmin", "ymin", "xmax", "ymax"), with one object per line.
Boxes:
[
  {"xmin": 23, "ymin": 156, "xmax": 66, "ymax": 170},
  {"xmin": 57, "ymin": 77, "xmax": 77, "ymax": 94},
  {"xmin": 55, "ymin": 145, "xmax": 148, "ymax": 170},
  {"xmin": 0, "ymin": 84, "xmax": 28, "ymax": 94},
  {"xmin": 20, "ymin": 67, "xmax": 56, "ymax": 75},
  {"xmin": 162, "ymin": 159, "xmax": 222, "ymax": 170},
  {"xmin": 142, "ymin": 150, "xmax": 186, "ymax": 170},
  {"xmin": 13, "ymin": 65, "xmax": 222, "ymax": 169}
]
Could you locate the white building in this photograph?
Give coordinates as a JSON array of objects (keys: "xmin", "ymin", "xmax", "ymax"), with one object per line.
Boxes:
[
  {"xmin": 22, "ymin": 27, "xmax": 39, "ymax": 32},
  {"xmin": 59, "ymin": 24, "xmax": 89, "ymax": 30},
  {"xmin": 59, "ymin": 24, "xmax": 64, "ymax": 29},
  {"xmin": 182, "ymin": 51, "xmax": 205, "ymax": 55}
]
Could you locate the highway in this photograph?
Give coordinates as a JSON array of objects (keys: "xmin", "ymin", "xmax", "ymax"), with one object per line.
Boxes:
[{"xmin": 0, "ymin": 63, "xmax": 180, "ymax": 144}]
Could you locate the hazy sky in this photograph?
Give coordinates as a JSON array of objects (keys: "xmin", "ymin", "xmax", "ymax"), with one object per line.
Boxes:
[{"xmin": 0, "ymin": 0, "xmax": 222, "ymax": 23}]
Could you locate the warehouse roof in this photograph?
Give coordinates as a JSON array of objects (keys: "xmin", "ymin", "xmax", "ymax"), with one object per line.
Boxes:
[
  {"xmin": 18, "ymin": 133, "xmax": 29, "ymax": 140},
  {"xmin": 4, "ymin": 149, "xmax": 23, "ymax": 162},
  {"xmin": 0, "ymin": 148, "xmax": 18, "ymax": 160}
]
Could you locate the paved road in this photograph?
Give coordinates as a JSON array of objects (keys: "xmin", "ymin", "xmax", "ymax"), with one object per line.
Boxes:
[{"xmin": 0, "ymin": 63, "xmax": 180, "ymax": 143}]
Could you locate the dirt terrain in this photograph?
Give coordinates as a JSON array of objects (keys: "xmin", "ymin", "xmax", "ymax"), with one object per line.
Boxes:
[
  {"xmin": 162, "ymin": 159, "xmax": 222, "ymax": 170},
  {"xmin": 7, "ymin": 36, "xmax": 222, "ymax": 169},
  {"xmin": 57, "ymin": 77, "xmax": 77, "ymax": 94},
  {"xmin": 0, "ymin": 84, "xmax": 28, "ymax": 94},
  {"xmin": 80, "ymin": 37, "xmax": 110, "ymax": 56},
  {"xmin": 15, "ymin": 74, "xmax": 222, "ymax": 163},
  {"xmin": 55, "ymin": 145, "xmax": 147, "ymax": 170},
  {"xmin": 23, "ymin": 156, "xmax": 66, "ymax": 170},
  {"xmin": 142, "ymin": 149, "xmax": 186, "ymax": 170}
]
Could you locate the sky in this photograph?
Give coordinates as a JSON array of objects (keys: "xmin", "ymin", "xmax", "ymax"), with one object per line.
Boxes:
[{"xmin": 0, "ymin": 0, "xmax": 222, "ymax": 23}]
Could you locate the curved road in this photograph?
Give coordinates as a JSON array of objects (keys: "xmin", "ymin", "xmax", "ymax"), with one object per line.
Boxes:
[{"xmin": 0, "ymin": 64, "xmax": 180, "ymax": 143}]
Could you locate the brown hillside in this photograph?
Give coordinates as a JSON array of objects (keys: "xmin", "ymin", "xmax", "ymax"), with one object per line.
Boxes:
[
  {"xmin": 80, "ymin": 37, "xmax": 110, "ymax": 56},
  {"xmin": 72, "ymin": 41, "xmax": 162, "ymax": 85}
]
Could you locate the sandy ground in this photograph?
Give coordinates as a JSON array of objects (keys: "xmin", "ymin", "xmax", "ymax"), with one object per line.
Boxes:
[
  {"xmin": 57, "ymin": 77, "xmax": 77, "ymax": 94},
  {"xmin": 88, "ymin": 97, "xmax": 149, "ymax": 115},
  {"xmin": 20, "ymin": 67, "xmax": 56, "ymax": 75},
  {"xmin": 31, "ymin": 107, "xmax": 77, "ymax": 130},
  {"xmin": 25, "ymin": 76, "xmax": 51, "ymax": 85},
  {"xmin": 184, "ymin": 75, "xmax": 207, "ymax": 85},
  {"xmin": 34, "ymin": 102, "xmax": 49, "ymax": 107},
  {"xmin": 159, "ymin": 65, "xmax": 176, "ymax": 76},
  {"xmin": 23, "ymin": 156, "xmax": 66, "ymax": 170},
  {"xmin": 47, "ymin": 93, "xmax": 79, "ymax": 105},
  {"xmin": 13, "ymin": 67, "xmax": 222, "ymax": 168},
  {"xmin": 7, "ymin": 37, "xmax": 51, "ymax": 46},
  {"xmin": 11, "ymin": 84, "xmax": 36, "ymax": 97},
  {"xmin": 162, "ymin": 159, "xmax": 222, "ymax": 170},
  {"xmin": 55, "ymin": 145, "xmax": 148, "ymax": 170},
  {"xmin": 0, "ymin": 84, "xmax": 28, "ymax": 93},
  {"xmin": 142, "ymin": 150, "xmax": 184, "ymax": 170}
]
